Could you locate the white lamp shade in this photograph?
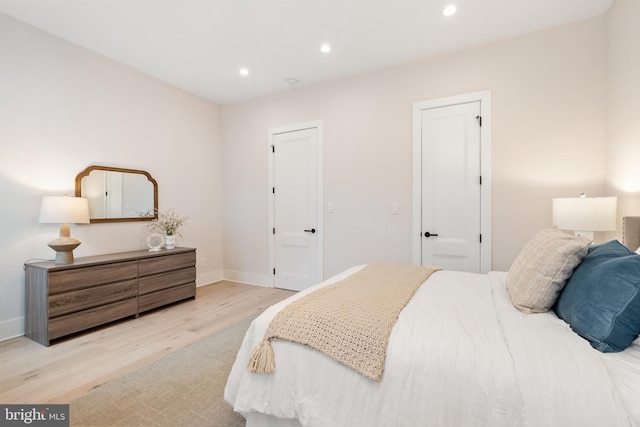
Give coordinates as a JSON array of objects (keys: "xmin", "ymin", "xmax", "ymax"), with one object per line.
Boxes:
[
  {"xmin": 39, "ymin": 196, "xmax": 90, "ymax": 224},
  {"xmin": 552, "ymin": 196, "xmax": 617, "ymax": 232}
]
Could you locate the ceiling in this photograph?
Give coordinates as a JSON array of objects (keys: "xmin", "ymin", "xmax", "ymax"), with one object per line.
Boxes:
[{"xmin": 0, "ymin": 0, "xmax": 613, "ymax": 105}]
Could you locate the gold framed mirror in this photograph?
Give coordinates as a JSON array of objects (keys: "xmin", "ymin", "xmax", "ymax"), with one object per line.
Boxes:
[{"xmin": 75, "ymin": 166, "xmax": 158, "ymax": 223}]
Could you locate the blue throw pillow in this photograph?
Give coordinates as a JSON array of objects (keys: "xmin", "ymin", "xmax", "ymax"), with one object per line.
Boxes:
[{"xmin": 554, "ymin": 240, "xmax": 640, "ymax": 352}]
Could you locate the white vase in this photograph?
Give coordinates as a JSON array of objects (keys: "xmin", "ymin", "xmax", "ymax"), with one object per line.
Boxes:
[{"xmin": 165, "ymin": 235, "xmax": 176, "ymax": 250}]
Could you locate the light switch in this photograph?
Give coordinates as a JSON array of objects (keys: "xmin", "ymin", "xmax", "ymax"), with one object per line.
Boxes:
[{"xmin": 392, "ymin": 203, "xmax": 399, "ymax": 215}]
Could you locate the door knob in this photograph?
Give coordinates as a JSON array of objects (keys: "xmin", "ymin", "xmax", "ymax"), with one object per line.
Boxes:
[
  {"xmin": 424, "ymin": 231, "xmax": 438, "ymax": 238},
  {"xmin": 304, "ymin": 228, "xmax": 316, "ymax": 233}
]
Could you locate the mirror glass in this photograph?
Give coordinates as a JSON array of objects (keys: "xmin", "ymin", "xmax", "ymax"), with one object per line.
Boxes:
[{"xmin": 75, "ymin": 166, "xmax": 158, "ymax": 223}]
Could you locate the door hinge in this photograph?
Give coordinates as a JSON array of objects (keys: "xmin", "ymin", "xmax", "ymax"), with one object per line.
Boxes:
[
  {"xmin": 480, "ymin": 234, "xmax": 482, "ymax": 243},
  {"xmin": 272, "ymin": 187, "xmax": 275, "ymax": 194},
  {"xmin": 476, "ymin": 115, "xmax": 482, "ymax": 126},
  {"xmin": 272, "ymin": 227, "xmax": 275, "ymax": 234},
  {"xmin": 479, "ymin": 176, "xmax": 482, "ymax": 185},
  {"xmin": 273, "ymin": 268, "xmax": 276, "ymax": 275},
  {"xmin": 271, "ymin": 145, "xmax": 275, "ymax": 153}
]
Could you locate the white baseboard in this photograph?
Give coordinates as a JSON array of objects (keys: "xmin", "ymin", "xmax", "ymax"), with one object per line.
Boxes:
[
  {"xmin": 196, "ymin": 269, "xmax": 224, "ymax": 287},
  {"xmin": 197, "ymin": 269, "xmax": 273, "ymax": 288},
  {"xmin": 0, "ymin": 317, "xmax": 24, "ymax": 343},
  {"xmin": 222, "ymin": 270, "xmax": 272, "ymax": 287}
]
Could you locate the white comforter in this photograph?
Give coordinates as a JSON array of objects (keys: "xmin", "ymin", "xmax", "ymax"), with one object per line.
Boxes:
[{"xmin": 225, "ymin": 267, "xmax": 637, "ymax": 427}]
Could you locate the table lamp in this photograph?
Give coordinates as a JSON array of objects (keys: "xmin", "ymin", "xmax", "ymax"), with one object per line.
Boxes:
[
  {"xmin": 39, "ymin": 195, "xmax": 90, "ymax": 264},
  {"xmin": 552, "ymin": 194, "xmax": 617, "ymax": 240}
]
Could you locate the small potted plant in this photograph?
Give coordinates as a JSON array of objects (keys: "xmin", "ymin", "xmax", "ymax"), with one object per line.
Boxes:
[{"xmin": 146, "ymin": 208, "xmax": 188, "ymax": 249}]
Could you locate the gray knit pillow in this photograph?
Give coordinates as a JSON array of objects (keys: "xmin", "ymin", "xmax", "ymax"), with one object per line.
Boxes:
[{"xmin": 507, "ymin": 228, "xmax": 591, "ymax": 313}]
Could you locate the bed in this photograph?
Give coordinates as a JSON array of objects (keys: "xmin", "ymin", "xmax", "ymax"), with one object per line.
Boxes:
[{"xmin": 225, "ymin": 219, "xmax": 640, "ymax": 427}]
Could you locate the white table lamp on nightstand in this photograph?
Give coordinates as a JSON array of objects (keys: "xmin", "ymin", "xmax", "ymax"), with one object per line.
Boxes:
[
  {"xmin": 552, "ymin": 194, "xmax": 617, "ymax": 240},
  {"xmin": 39, "ymin": 195, "xmax": 90, "ymax": 264}
]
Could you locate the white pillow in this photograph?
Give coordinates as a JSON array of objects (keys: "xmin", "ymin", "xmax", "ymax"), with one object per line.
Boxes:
[
  {"xmin": 636, "ymin": 246, "xmax": 640, "ymax": 255},
  {"xmin": 507, "ymin": 228, "xmax": 591, "ymax": 314}
]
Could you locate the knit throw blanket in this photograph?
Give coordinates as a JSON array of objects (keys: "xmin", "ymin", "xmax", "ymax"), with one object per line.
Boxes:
[{"xmin": 247, "ymin": 264, "xmax": 440, "ymax": 382}]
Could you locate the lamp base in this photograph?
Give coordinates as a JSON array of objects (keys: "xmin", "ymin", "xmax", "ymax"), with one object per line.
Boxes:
[{"xmin": 47, "ymin": 236, "xmax": 81, "ymax": 264}]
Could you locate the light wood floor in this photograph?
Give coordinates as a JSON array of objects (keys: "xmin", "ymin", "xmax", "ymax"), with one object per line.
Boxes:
[{"xmin": 0, "ymin": 281, "xmax": 295, "ymax": 404}]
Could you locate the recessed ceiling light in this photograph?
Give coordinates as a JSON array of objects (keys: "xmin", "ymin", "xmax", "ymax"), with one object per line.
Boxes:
[
  {"xmin": 442, "ymin": 4, "xmax": 457, "ymax": 16},
  {"xmin": 239, "ymin": 67, "xmax": 249, "ymax": 76},
  {"xmin": 320, "ymin": 44, "xmax": 331, "ymax": 53}
]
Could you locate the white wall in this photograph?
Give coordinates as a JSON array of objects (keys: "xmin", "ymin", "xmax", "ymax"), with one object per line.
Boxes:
[
  {"xmin": 605, "ymin": 0, "xmax": 640, "ymax": 222},
  {"xmin": 0, "ymin": 14, "xmax": 224, "ymax": 341},
  {"xmin": 3, "ymin": 5, "xmax": 633, "ymax": 342},
  {"xmin": 222, "ymin": 16, "xmax": 607, "ymax": 282}
]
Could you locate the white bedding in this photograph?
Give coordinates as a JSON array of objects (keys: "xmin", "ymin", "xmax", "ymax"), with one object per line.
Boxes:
[{"xmin": 225, "ymin": 266, "xmax": 639, "ymax": 427}]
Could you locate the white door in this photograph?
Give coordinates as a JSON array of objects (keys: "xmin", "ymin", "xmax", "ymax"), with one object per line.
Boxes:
[
  {"xmin": 270, "ymin": 125, "xmax": 323, "ymax": 291},
  {"xmin": 413, "ymin": 91, "xmax": 492, "ymax": 273},
  {"xmin": 418, "ymin": 101, "xmax": 484, "ymax": 272}
]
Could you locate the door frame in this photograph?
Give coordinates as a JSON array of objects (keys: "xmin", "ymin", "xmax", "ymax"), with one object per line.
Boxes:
[
  {"xmin": 412, "ymin": 90, "xmax": 492, "ymax": 273},
  {"xmin": 268, "ymin": 120, "xmax": 324, "ymax": 287}
]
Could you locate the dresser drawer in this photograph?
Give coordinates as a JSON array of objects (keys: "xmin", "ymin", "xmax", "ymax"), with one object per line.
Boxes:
[
  {"xmin": 138, "ymin": 267, "xmax": 196, "ymax": 295},
  {"xmin": 48, "ymin": 261, "xmax": 138, "ymax": 294},
  {"xmin": 48, "ymin": 279, "xmax": 138, "ymax": 318},
  {"xmin": 138, "ymin": 282, "xmax": 195, "ymax": 313},
  {"xmin": 138, "ymin": 251, "xmax": 195, "ymax": 277},
  {"xmin": 49, "ymin": 298, "xmax": 138, "ymax": 340}
]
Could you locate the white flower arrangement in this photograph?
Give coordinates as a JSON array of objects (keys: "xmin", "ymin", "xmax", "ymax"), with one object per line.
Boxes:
[{"xmin": 146, "ymin": 208, "xmax": 188, "ymax": 238}]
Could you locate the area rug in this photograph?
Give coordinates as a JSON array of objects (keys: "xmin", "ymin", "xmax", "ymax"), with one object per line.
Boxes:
[{"xmin": 70, "ymin": 317, "xmax": 255, "ymax": 426}]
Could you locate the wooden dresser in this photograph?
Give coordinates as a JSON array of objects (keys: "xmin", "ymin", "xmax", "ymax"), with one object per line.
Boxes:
[{"xmin": 25, "ymin": 247, "xmax": 196, "ymax": 346}]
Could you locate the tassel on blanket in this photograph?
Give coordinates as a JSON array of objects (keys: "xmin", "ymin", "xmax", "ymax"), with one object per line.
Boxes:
[{"xmin": 247, "ymin": 339, "xmax": 276, "ymax": 374}]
